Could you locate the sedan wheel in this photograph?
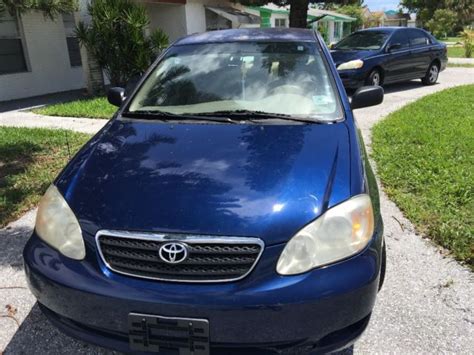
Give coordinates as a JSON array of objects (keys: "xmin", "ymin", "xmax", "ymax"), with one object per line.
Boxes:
[
  {"xmin": 366, "ymin": 69, "xmax": 382, "ymax": 86},
  {"xmin": 422, "ymin": 63, "xmax": 439, "ymax": 85}
]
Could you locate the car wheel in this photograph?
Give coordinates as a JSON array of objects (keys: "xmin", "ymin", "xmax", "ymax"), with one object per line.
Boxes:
[
  {"xmin": 421, "ymin": 62, "xmax": 439, "ymax": 85},
  {"xmin": 378, "ymin": 241, "xmax": 386, "ymax": 291},
  {"xmin": 365, "ymin": 69, "xmax": 382, "ymax": 86}
]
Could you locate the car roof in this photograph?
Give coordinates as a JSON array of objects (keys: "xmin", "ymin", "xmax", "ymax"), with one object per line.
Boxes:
[
  {"xmin": 357, "ymin": 26, "xmax": 433, "ymax": 38},
  {"xmin": 174, "ymin": 28, "xmax": 317, "ymax": 46},
  {"xmin": 356, "ymin": 27, "xmax": 405, "ymax": 33}
]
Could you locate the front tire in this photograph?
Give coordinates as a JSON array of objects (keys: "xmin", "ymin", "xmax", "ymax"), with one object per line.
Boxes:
[
  {"xmin": 421, "ymin": 62, "xmax": 439, "ymax": 85},
  {"xmin": 365, "ymin": 68, "xmax": 382, "ymax": 86}
]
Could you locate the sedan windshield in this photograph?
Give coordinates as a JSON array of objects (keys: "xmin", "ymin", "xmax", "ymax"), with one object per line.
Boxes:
[
  {"xmin": 334, "ymin": 31, "xmax": 389, "ymax": 50},
  {"xmin": 128, "ymin": 42, "xmax": 342, "ymax": 122}
]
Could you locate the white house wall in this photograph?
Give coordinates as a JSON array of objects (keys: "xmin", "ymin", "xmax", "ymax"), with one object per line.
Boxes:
[
  {"xmin": 0, "ymin": 12, "xmax": 85, "ymax": 102},
  {"xmin": 146, "ymin": 3, "xmax": 187, "ymax": 42}
]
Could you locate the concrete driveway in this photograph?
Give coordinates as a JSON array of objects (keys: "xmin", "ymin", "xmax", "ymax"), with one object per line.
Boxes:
[{"xmin": 1, "ymin": 68, "xmax": 473, "ymax": 354}]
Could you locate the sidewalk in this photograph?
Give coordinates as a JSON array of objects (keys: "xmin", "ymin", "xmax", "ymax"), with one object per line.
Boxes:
[
  {"xmin": 0, "ymin": 110, "xmax": 107, "ymax": 135},
  {"xmin": 448, "ymin": 57, "xmax": 474, "ymax": 65},
  {"xmin": 0, "ymin": 90, "xmax": 108, "ymax": 135}
]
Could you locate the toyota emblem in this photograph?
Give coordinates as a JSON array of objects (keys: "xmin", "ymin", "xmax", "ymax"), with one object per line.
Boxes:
[{"xmin": 158, "ymin": 242, "xmax": 188, "ymax": 264}]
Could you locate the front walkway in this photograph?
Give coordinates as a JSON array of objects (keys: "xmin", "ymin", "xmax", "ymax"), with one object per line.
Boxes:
[
  {"xmin": 0, "ymin": 68, "xmax": 473, "ymax": 354},
  {"xmin": 448, "ymin": 57, "xmax": 474, "ymax": 65},
  {"xmin": 0, "ymin": 90, "xmax": 107, "ymax": 134},
  {"xmin": 0, "ymin": 111, "xmax": 107, "ymax": 135}
]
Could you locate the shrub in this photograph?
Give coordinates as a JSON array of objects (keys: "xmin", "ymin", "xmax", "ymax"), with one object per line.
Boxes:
[
  {"xmin": 337, "ymin": 4, "xmax": 364, "ymax": 33},
  {"xmin": 460, "ymin": 30, "xmax": 473, "ymax": 58},
  {"xmin": 76, "ymin": 0, "xmax": 168, "ymax": 87},
  {"xmin": 426, "ymin": 9, "xmax": 457, "ymax": 38},
  {"xmin": 0, "ymin": 0, "xmax": 77, "ymax": 19}
]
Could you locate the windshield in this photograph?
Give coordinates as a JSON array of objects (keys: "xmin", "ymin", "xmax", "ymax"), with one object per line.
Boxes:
[
  {"xmin": 334, "ymin": 31, "xmax": 389, "ymax": 50},
  {"xmin": 128, "ymin": 42, "xmax": 342, "ymax": 122}
]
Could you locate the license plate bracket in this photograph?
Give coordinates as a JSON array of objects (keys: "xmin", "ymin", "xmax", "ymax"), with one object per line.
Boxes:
[{"xmin": 128, "ymin": 313, "xmax": 210, "ymax": 355}]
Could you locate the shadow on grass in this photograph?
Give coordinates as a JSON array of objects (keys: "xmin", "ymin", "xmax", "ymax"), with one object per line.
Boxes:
[
  {"xmin": 0, "ymin": 141, "xmax": 45, "ymax": 227},
  {"xmin": 0, "ymin": 90, "xmax": 84, "ymax": 113}
]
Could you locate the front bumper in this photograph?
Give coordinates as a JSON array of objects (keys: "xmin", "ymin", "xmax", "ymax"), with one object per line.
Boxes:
[
  {"xmin": 337, "ymin": 69, "xmax": 368, "ymax": 89},
  {"xmin": 24, "ymin": 227, "xmax": 383, "ymax": 354}
]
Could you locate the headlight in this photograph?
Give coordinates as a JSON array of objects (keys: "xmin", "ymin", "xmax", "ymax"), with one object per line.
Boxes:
[
  {"xmin": 35, "ymin": 185, "xmax": 85, "ymax": 260},
  {"xmin": 277, "ymin": 195, "xmax": 374, "ymax": 275},
  {"xmin": 337, "ymin": 59, "xmax": 364, "ymax": 70}
]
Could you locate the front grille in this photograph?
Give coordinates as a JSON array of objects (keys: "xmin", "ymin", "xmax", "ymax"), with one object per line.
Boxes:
[{"xmin": 96, "ymin": 231, "xmax": 264, "ymax": 282}]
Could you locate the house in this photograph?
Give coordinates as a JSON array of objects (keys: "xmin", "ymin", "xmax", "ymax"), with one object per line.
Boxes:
[
  {"xmin": 361, "ymin": 8, "xmax": 383, "ymax": 28},
  {"xmin": 362, "ymin": 8, "xmax": 416, "ymax": 28},
  {"xmin": 245, "ymin": 4, "xmax": 355, "ymax": 44},
  {"xmin": 383, "ymin": 10, "xmax": 411, "ymax": 27},
  {"xmin": 0, "ymin": 9, "xmax": 85, "ymax": 102},
  {"xmin": 0, "ymin": 0, "xmax": 352, "ymax": 102},
  {"xmin": 0, "ymin": 0, "xmax": 262, "ymax": 102},
  {"xmin": 142, "ymin": 0, "xmax": 260, "ymax": 43}
]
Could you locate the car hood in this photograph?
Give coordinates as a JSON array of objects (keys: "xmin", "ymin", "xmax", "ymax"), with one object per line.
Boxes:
[
  {"xmin": 330, "ymin": 50, "xmax": 374, "ymax": 67},
  {"xmin": 56, "ymin": 119, "xmax": 352, "ymax": 245}
]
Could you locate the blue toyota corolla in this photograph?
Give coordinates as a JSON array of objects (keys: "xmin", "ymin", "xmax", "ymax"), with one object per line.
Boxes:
[
  {"xmin": 24, "ymin": 28, "xmax": 385, "ymax": 354},
  {"xmin": 331, "ymin": 27, "xmax": 447, "ymax": 89}
]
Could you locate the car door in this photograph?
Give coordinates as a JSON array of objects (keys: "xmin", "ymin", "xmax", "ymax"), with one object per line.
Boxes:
[
  {"xmin": 382, "ymin": 29, "xmax": 411, "ymax": 83},
  {"xmin": 408, "ymin": 29, "xmax": 432, "ymax": 77}
]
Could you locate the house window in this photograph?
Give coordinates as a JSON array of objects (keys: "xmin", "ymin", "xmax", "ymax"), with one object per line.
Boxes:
[
  {"xmin": 334, "ymin": 22, "xmax": 342, "ymax": 40},
  {"xmin": 0, "ymin": 12, "xmax": 28, "ymax": 75},
  {"xmin": 63, "ymin": 13, "xmax": 82, "ymax": 67},
  {"xmin": 275, "ymin": 18, "xmax": 286, "ymax": 28}
]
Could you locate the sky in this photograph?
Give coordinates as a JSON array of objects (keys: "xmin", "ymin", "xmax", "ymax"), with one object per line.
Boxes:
[{"xmin": 364, "ymin": 0, "xmax": 401, "ymax": 11}]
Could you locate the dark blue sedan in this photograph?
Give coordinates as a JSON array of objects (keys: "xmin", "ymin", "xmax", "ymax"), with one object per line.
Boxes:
[
  {"xmin": 331, "ymin": 27, "xmax": 447, "ymax": 89},
  {"xmin": 24, "ymin": 28, "xmax": 385, "ymax": 354}
]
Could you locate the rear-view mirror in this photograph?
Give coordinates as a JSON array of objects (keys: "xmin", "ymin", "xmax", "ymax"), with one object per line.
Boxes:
[{"xmin": 351, "ymin": 86, "xmax": 384, "ymax": 110}]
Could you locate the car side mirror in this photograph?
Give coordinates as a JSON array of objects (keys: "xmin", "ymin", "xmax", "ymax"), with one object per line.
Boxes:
[
  {"xmin": 107, "ymin": 87, "xmax": 126, "ymax": 107},
  {"xmin": 351, "ymin": 86, "xmax": 384, "ymax": 110},
  {"xmin": 387, "ymin": 43, "xmax": 401, "ymax": 52}
]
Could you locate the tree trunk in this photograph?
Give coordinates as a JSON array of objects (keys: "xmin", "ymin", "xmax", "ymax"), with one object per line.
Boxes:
[{"xmin": 289, "ymin": 0, "xmax": 310, "ymax": 28}]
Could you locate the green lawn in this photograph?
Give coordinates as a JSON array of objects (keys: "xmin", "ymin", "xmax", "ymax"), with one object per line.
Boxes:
[
  {"xmin": 447, "ymin": 46, "xmax": 466, "ymax": 58},
  {"xmin": 0, "ymin": 127, "xmax": 91, "ymax": 227},
  {"xmin": 372, "ymin": 85, "xmax": 474, "ymax": 268},
  {"xmin": 33, "ymin": 96, "xmax": 116, "ymax": 119}
]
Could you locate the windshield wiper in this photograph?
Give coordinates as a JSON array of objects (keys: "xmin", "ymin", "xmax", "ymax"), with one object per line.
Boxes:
[
  {"xmin": 123, "ymin": 110, "xmax": 326, "ymax": 124},
  {"xmin": 194, "ymin": 110, "xmax": 321, "ymax": 124},
  {"xmin": 121, "ymin": 110, "xmax": 239, "ymax": 124}
]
